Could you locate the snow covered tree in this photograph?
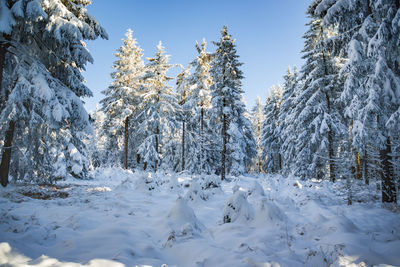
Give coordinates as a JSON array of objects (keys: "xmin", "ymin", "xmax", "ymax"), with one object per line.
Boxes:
[
  {"xmin": 250, "ymin": 97, "xmax": 264, "ymax": 173},
  {"xmin": 261, "ymin": 85, "xmax": 282, "ymax": 173},
  {"xmin": 278, "ymin": 67, "xmax": 299, "ymax": 174},
  {"xmin": 100, "ymin": 29, "xmax": 144, "ymax": 169},
  {"xmin": 291, "ymin": 3, "xmax": 346, "ymax": 181},
  {"xmin": 318, "ymin": 0, "xmax": 400, "ymax": 202},
  {"xmin": 0, "ymin": 0, "xmax": 107, "ymax": 185},
  {"xmin": 183, "ymin": 39, "xmax": 217, "ymax": 174},
  {"xmin": 169, "ymin": 64, "xmax": 191, "ymax": 172},
  {"xmin": 210, "ymin": 26, "xmax": 256, "ymax": 179},
  {"xmin": 136, "ymin": 41, "xmax": 180, "ymax": 172}
]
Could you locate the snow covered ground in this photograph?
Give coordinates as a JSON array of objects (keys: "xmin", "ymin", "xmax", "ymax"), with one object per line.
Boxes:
[{"xmin": 0, "ymin": 168, "xmax": 399, "ymax": 267}]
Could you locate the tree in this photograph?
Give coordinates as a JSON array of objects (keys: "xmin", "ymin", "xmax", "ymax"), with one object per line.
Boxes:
[
  {"xmin": 0, "ymin": 0, "xmax": 107, "ymax": 185},
  {"xmin": 137, "ymin": 41, "xmax": 180, "ymax": 172},
  {"xmin": 261, "ymin": 85, "xmax": 282, "ymax": 173},
  {"xmin": 100, "ymin": 29, "xmax": 144, "ymax": 169},
  {"xmin": 291, "ymin": 3, "xmax": 346, "ymax": 181},
  {"xmin": 250, "ymin": 97, "xmax": 264, "ymax": 173},
  {"xmin": 278, "ymin": 67, "xmax": 298, "ymax": 174},
  {"xmin": 319, "ymin": 0, "xmax": 399, "ymax": 202},
  {"xmin": 210, "ymin": 26, "xmax": 256, "ymax": 179}
]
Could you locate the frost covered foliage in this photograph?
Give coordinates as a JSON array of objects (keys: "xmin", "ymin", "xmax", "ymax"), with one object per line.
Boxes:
[
  {"xmin": 250, "ymin": 97, "xmax": 265, "ymax": 173},
  {"xmin": 291, "ymin": 6, "xmax": 346, "ymax": 181},
  {"xmin": 261, "ymin": 85, "xmax": 282, "ymax": 173},
  {"xmin": 313, "ymin": 0, "xmax": 400, "ymax": 202},
  {"xmin": 100, "ymin": 29, "xmax": 145, "ymax": 168},
  {"xmin": 180, "ymin": 40, "xmax": 219, "ymax": 174},
  {"xmin": 0, "ymin": 0, "xmax": 107, "ymax": 184},
  {"xmin": 222, "ymin": 190, "xmax": 253, "ymax": 223},
  {"xmin": 136, "ymin": 42, "xmax": 180, "ymax": 172},
  {"xmin": 210, "ymin": 26, "xmax": 256, "ymax": 178},
  {"xmin": 277, "ymin": 67, "xmax": 298, "ymax": 174}
]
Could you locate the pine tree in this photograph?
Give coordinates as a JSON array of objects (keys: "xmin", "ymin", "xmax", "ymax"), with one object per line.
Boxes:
[
  {"xmin": 261, "ymin": 85, "xmax": 283, "ymax": 173},
  {"xmin": 210, "ymin": 26, "xmax": 256, "ymax": 179},
  {"xmin": 278, "ymin": 67, "xmax": 299, "ymax": 174},
  {"xmin": 319, "ymin": 0, "xmax": 400, "ymax": 202},
  {"xmin": 250, "ymin": 97, "xmax": 264, "ymax": 173},
  {"xmin": 137, "ymin": 41, "xmax": 180, "ymax": 172},
  {"xmin": 291, "ymin": 3, "xmax": 346, "ymax": 181},
  {"xmin": 0, "ymin": 0, "xmax": 107, "ymax": 185},
  {"xmin": 100, "ymin": 29, "xmax": 144, "ymax": 169},
  {"xmin": 184, "ymin": 39, "xmax": 217, "ymax": 174}
]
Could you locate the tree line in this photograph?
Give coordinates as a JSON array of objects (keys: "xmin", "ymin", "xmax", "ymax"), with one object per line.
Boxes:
[{"xmin": 0, "ymin": 0, "xmax": 398, "ymax": 204}]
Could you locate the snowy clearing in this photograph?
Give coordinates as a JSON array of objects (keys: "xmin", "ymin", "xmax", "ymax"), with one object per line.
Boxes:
[{"xmin": 1, "ymin": 168, "xmax": 399, "ymax": 267}]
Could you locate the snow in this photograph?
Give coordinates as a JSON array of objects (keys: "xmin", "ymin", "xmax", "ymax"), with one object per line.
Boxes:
[{"xmin": 1, "ymin": 169, "xmax": 399, "ymax": 266}]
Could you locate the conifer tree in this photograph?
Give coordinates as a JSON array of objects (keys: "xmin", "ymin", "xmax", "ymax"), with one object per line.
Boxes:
[
  {"xmin": 250, "ymin": 97, "xmax": 264, "ymax": 173},
  {"xmin": 318, "ymin": 0, "xmax": 400, "ymax": 202},
  {"xmin": 210, "ymin": 26, "xmax": 256, "ymax": 179},
  {"xmin": 278, "ymin": 67, "xmax": 299, "ymax": 174},
  {"xmin": 100, "ymin": 29, "xmax": 144, "ymax": 169},
  {"xmin": 137, "ymin": 42, "xmax": 180, "ymax": 172},
  {"xmin": 261, "ymin": 85, "xmax": 283, "ymax": 173},
  {"xmin": 291, "ymin": 3, "xmax": 346, "ymax": 181},
  {"xmin": 0, "ymin": 0, "xmax": 107, "ymax": 185}
]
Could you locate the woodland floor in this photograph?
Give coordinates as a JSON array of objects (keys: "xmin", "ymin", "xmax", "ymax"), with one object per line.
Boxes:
[{"xmin": 0, "ymin": 168, "xmax": 399, "ymax": 267}]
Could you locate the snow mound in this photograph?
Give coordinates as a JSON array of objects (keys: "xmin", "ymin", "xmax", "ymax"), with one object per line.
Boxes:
[
  {"xmin": 248, "ymin": 180, "xmax": 265, "ymax": 197},
  {"xmin": 184, "ymin": 179, "xmax": 207, "ymax": 201},
  {"xmin": 135, "ymin": 172, "xmax": 159, "ymax": 191},
  {"xmin": 255, "ymin": 198, "xmax": 287, "ymax": 224},
  {"xmin": 167, "ymin": 197, "xmax": 204, "ymax": 232},
  {"xmin": 166, "ymin": 197, "xmax": 205, "ymax": 246},
  {"xmin": 223, "ymin": 191, "xmax": 254, "ymax": 223}
]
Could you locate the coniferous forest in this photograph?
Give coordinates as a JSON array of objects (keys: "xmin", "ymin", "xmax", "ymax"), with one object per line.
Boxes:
[{"xmin": 1, "ymin": 0, "xmax": 400, "ymax": 266}]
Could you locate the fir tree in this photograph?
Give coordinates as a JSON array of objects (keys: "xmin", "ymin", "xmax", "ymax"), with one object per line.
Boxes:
[
  {"xmin": 261, "ymin": 85, "xmax": 283, "ymax": 173},
  {"xmin": 137, "ymin": 42, "xmax": 180, "ymax": 172},
  {"xmin": 0, "ymin": 0, "xmax": 107, "ymax": 185},
  {"xmin": 319, "ymin": 0, "xmax": 400, "ymax": 202},
  {"xmin": 210, "ymin": 26, "xmax": 256, "ymax": 179},
  {"xmin": 250, "ymin": 97, "xmax": 264, "ymax": 173},
  {"xmin": 100, "ymin": 29, "xmax": 144, "ymax": 169}
]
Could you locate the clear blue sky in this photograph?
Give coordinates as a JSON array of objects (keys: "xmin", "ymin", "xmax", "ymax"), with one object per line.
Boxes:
[{"xmin": 83, "ymin": 0, "xmax": 310, "ymax": 112}]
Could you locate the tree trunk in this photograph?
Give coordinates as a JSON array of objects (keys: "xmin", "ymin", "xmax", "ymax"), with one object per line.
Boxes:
[
  {"xmin": 123, "ymin": 117, "xmax": 129, "ymax": 169},
  {"xmin": 181, "ymin": 120, "xmax": 185, "ymax": 171},
  {"xmin": 0, "ymin": 39, "xmax": 10, "ymax": 110},
  {"xmin": 355, "ymin": 152, "xmax": 362, "ymax": 179},
  {"xmin": 221, "ymin": 99, "xmax": 227, "ymax": 181},
  {"xmin": 363, "ymin": 150, "xmax": 369, "ymax": 185},
  {"xmin": 200, "ymin": 105, "xmax": 204, "ymax": 173},
  {"xmin": 380, "ymin": 138, "xmax": 396, "ymax": 203},
  {"xmin": 155, "ymin": 126, "xmax": 159, "ymax": 172},
  {"xmin": 0, "ymin": 37, "xmax": 13, "ymax": 187},
  {"xmin": 1, "ymin": 121, "xmax": 15, "ymax": 187}
]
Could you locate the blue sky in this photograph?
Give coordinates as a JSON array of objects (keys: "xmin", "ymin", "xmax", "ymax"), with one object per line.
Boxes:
[{"xmin": 83, "ymin": 0, "xmax": 310, "ymax": 112}]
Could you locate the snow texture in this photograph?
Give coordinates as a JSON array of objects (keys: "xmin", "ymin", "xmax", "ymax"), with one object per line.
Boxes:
[{"xmin": 1, "ymin": 169, "xmax": 399, "ymax": 266}]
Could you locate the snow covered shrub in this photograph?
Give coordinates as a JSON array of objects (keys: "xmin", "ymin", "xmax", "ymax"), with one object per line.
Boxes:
[
  {"xmin": 135, "ymin": 172, "xmax": 159, "ymax": 191},
  {"xmin": 223, "ymin": 191, "xmax": 254, "ymax": 223},
  {"xmin": 184, "ymin": 178, "xmax": 208, "ymax": 201},
  {"xmin": 165, "ymin": 197, "xmax": 204, "ymax": 246},
  {"xmin": 248, "ymin": 180, "xmax": 265, "ymax": 197},
  {"xmin": 200, "ymin": 175, "xmax": 221, "ymax": 190},
  {"xmin": 255, "ymin": 198, "xmax": 287, "ymax": 224}
]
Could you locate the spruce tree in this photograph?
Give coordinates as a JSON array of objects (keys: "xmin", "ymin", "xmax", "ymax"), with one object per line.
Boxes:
[
  {"xmin": 100, "ymin": 29, "xmax": 144, "ymax": 169},
  {"xmin": 210, "ymin": 26, "xmax": 256, "ymax": 179},
  {"xmin": 0, "ymin": 0, "xmax": 107, "ymax": 185},
  {"xmin": 319, "ymin": 0, "xmax": 400, "ymax": 202},
  {"xmin": 250, "ymin": 97, "xmax": 265, "ymax": 173},
  {"xmin": 137, "ymin": 42, "xmax": 180, "ymax": 172},
  {"xmin": 261, "ymin": 85, "xmax": 283, "ymax": 173}
]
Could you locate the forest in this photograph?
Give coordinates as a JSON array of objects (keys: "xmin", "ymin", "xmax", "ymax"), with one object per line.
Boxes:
[{"xmin": 0, "ymin": 0, "xmax": 400, "ymax": 266}]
